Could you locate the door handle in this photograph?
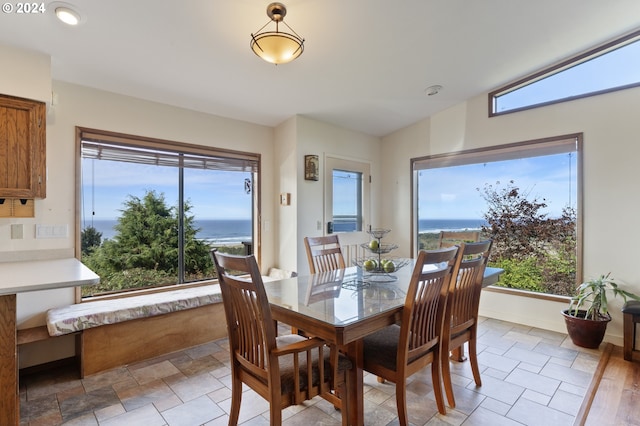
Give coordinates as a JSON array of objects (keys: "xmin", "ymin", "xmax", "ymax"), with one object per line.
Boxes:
[{"xmin": 327, "ymin": 222, "xmax": 333, "ymax": 234}]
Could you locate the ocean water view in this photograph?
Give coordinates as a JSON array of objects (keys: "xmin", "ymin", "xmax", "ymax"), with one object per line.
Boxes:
[
  {"xmin": 84, "ymin": 218, "xmax": 486, "ymax": 245},
  {"xmin": 418, "ymin": 218, "xmax": 486, "ymax": 234},
  {"xmin": 86, "ymin": 219, "xmax": 253, "ymax": 245}
]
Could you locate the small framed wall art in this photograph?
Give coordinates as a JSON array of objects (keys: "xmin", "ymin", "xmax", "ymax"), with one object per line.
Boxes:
[{"xmin": 304, "ymin": 155, "xmax": 319, "ymax": 181}]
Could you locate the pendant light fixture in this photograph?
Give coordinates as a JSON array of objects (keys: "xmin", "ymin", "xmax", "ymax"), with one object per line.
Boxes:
[{"xmin": 250, "ymin": 2, "xmax": 304, "ymax": 65}]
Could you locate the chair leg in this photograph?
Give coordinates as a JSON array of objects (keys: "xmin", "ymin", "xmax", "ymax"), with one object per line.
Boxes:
[
  {"xmin": 468, "ymin": 332, "xmax": 482, "ymax": 386},
  {"xmin": 269, "ymin": 406, "xmax": 282, "ymax": 425},
  {"xmin": 395, "ymin": 379, "xmax": 409, "ymax": 426},
  {"xmin": 431, "ymin": 356, "xmax": 447, "ymax": 415},
  {"xmin": 623, "ymin": 312, "xmax": 634, "ymax": 361},
  {"xmin": 441, "ymin": 344, "xmax": 456, "ymax": 408},
  {"xmin": 229, "ymin": 376, "xmax": 243, "ymax": 426}
]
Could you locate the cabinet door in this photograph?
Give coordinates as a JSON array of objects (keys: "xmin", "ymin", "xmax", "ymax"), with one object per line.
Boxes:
[{"xmin": 0, "ymin": 95, "xmax": 46, "ymax": 198}]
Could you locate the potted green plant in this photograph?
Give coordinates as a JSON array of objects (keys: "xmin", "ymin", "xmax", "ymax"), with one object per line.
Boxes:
[{"xmin": 562, "ymin": 273, "xmax": 640, "ymax": 349}]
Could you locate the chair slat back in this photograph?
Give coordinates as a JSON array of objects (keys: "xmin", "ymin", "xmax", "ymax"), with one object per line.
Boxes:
[
  {"xmin": 304, "ymin": 235, "xmax": 346, "ymax": 274},
  {"xmin": 211, "ymin": 251, "xmax": 276, "ymax": 379},
  {"xmin": 437, "ymin": 230, "xmax": 480, "ymax": 248},
  {"xmin": 448, "ymin": 240, "xmax": 492, "ymax": 335},
  {"xmin": 400, "ymin": 247, "xmax": 459, "ymax": 361}
]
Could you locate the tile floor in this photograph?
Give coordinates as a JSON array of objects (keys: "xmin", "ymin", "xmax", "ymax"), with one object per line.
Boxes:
[{"xmin": 19, "ymin": 317, "xmax": 602, "ymax": 425}]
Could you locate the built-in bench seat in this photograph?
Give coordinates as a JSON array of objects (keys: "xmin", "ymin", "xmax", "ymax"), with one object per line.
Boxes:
[
  {"xmin": 20, "ymin": 270, "xmax": 296, "ymax": 377},
  {"xmin": 34, "ymin": 285, "xmax": 227, "ymax": 377},
  {"xmin": 46, "ymin": 285, "xmax": 223, "ymax": 336}
]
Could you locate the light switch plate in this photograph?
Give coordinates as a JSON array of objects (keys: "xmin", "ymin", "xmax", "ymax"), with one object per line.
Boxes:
[
  {"xmin": 280, "ymin": 192, "xmax": 290, "ymax": 205},
  {"xmin": 10, "ymin": 224, "xmax": 23, "ymax": 239}
]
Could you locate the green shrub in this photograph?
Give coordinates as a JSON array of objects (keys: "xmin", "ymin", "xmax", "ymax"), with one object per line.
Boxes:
[
  {"xmin": 491, "ymin": 257, "xmax": 546, "ymax": 293},
  {"xmin": 81, "ymin": 268, "xmax": 175, "ymax": 296}
]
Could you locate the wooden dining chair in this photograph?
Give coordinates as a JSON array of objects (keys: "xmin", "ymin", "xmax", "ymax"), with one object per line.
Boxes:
[
  {"xmin": 362, "ymin": 247, "xmax": 460, "ymax": 423},
  {"xmin": 304, "ymin": 235, "xmax": 346, "ymax": 274},
  {"xmin": 211, "ymin": 250, "xmax": 351, "ymax": 425},
  {"xmin": 437, "ymin": 230, "xmax": 480, "ymax": 249},
  {"xmin": 441, "ymin": 239, "xmax": 493, "ymax": 409}
]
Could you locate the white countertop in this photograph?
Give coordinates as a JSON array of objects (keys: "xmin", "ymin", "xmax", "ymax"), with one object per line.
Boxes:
[{"xmin": 0, "ymin": 258, "xmax": 100, "ymax": 295}]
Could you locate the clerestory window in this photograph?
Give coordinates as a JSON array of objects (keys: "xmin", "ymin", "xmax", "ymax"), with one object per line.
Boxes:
[
  {"xmin": 76, "ymin": 128, "xmax": 259, "ymax": 299},
  {"xmin": 490, "ymin": 29, "xmax": 640, "ymax": 116}
]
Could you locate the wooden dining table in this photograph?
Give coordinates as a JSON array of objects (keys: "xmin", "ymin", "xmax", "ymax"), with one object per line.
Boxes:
[{"xmin": 263, "ymin": 261, "xmax": 503, "ymax": 425}]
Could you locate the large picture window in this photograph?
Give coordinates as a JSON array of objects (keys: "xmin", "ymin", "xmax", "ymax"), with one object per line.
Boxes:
[
  {"xmin": 412, "ymin": 134, "xmax": 582, "ymax": 297},
  {"xmin": 77, "ymin": 128, "xmax": 259, "ymax": 298}
]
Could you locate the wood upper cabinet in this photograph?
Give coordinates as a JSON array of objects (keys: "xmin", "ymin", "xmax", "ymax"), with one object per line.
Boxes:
[{"xmin": 0, "ymin": 94, "xmax": 46, "ymax": 198}]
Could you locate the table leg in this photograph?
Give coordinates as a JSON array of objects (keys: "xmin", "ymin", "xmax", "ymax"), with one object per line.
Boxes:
[
  {"xmin": 450, "ymin": 345, "xmax": 467, "ymax": 362},
  {"xmin": 0, "ymin": 294, "xmax": 18, "ymax": 426},
  {"xmin": 343, "ymin": 339, "xmax": 364, "ymax": 426}
]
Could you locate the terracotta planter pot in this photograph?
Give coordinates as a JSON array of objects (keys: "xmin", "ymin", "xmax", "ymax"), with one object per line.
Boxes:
[{"xmin": 561, "ymin": 309, "xmax": 611, "ymax": 349}]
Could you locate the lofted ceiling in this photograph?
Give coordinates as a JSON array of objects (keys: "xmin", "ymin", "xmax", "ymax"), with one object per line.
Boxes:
[{"xmin": 1, "ymin": 0, "xmax": 639, "ymax": 137}]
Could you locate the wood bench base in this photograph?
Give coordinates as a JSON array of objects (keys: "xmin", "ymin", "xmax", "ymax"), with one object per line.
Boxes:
[
  {"xmin": 19, "ymin": 302, "xmax": 227, "ymax": 377},
  {"xmin": 17, "ymin": 325, "xmax": 51, "ymax": 346},
  {"xmin": 80, "ymin": 302, "xmax": 227, "ymax": 377}
]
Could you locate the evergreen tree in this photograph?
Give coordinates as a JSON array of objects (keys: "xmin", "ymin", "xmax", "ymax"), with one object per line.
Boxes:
[
  {"xmin": 83, "ymin": 190, "xmax": 213, "ymax": 294},
  {"xmin": 81, "ymin": 226, "xmax": 102, "ymax": 256}
]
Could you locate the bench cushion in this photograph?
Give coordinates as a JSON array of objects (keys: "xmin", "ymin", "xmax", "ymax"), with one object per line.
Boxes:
[{"xmin": 46, "ymin": 285, "xmax": 222, "ymax": 336}]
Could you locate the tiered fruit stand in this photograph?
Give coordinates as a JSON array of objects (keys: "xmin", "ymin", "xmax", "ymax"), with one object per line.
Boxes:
[{"xmin": 354, "ymin": 228, "xmax": 409, "ymax": 282}]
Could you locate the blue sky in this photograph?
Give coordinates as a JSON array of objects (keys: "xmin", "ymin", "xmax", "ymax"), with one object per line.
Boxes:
[
  {"xmin": 497, "ymin": 36, "xmax": 640, "ymax": 112},
  {"xmin": 82, "ymin": 159, "xmax": 252, "ymax": 220},
  {"xmin": 417, "ymin": 153, "xmax": 577, "ymax": 220},
  {"xmin": 83, "ymin": 152, "xmax": 576, "ymax": 223}
]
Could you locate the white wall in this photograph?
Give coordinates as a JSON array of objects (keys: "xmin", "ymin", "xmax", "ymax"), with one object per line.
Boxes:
[
  {"xmin": 279, "ymin": 116, "xmax": 382, "ymax": 274},
  {"xmin": 273, "ymin": 117, "xmax": 298, "ymax": 272},
  {"xmin": 0, "ymin": 43, "xmax": 51, "ymax": 104},
  {"xmin": 381, "ymin": 86, "xmax": 640, "ymax": 345},
  {"xmin": 380, "ymin": 117, "xmax": 431, "ymax": 257}
]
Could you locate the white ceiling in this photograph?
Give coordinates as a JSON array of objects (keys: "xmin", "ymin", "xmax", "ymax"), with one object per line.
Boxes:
[{"xmin": 1, "ymin": 1, "xmax": 639, "ymax": 137}]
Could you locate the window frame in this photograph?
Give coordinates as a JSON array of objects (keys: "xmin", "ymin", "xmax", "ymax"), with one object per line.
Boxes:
[
  {"xmin": 74, "ymin": 126, "xmax": 261, "ymax": 301},
  {"xmin": 489, "ymin": 28, "xmax": 640, "ymax": 117},
  {"xmin": 410, "ymin": 133, "xmax": 583, "ymax": 300}
]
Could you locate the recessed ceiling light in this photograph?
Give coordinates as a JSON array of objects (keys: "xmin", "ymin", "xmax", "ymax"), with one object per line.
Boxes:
[
  {"xmin": 50, "ymin": 2, "xmax": 85, "ymax": 26},
  {"xmin": 425, "ymin": 85, "xmax": 443, "ymax": 96},
  {"xmin": 56, "ymin": 7, "xmax": 79, "ymax": 25}
]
